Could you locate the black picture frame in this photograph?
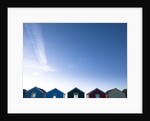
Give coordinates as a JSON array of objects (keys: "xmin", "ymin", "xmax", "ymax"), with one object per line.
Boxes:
[{"xmin": 1, "ymin": 0, "xmax": 149, "ymax": 119}]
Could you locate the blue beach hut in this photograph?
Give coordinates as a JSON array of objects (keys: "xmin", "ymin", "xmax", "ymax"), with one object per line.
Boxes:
[{"xmin": 45, "ymin": 88, "xmax": 65, "ymax": 98}]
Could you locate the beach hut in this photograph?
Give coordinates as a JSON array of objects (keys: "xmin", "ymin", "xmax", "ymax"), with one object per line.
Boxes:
[
  {"xmin": 122, "ymin": 89, "xmax": 127, "ymax": 98},
  {"xmin": 23, "ymin": 89, "xmax": 27, "ymax": 98},
  {"xmin": 67, "ymin": 87, "xmax": 84, "ymax": 98},
  {"xmin": 106, "ymin": 88, "xmax": 126, "ymax": 98},
  {"xmin": 86, "ymin": 88, "xmax": 106, "ymax": 98},
  {"xmin": 25, "ymin": 86, "xmax": 46, "ymax": 98},
  {"xmin": 45, "ymin": 88, "xmax": 65, "ymax": 98}
]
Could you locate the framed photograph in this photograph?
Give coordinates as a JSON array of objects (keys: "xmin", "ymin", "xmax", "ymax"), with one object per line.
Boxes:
[{"xmin": 7, "ymin": 7, "xmax": 143, "ymax": 114}]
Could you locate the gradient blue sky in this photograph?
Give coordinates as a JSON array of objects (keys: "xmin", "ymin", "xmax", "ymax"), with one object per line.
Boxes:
[{"xmin": 23, "ymin": 23, "xmax": 127, "ymax": 93}]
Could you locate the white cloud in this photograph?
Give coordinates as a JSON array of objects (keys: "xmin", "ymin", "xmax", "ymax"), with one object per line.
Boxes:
[
  {"xmin": 24, "ymin": 23, "xmax": 47, "ymax": 65},
  {"xmin": 23, "ymin": 64, "xmax": 58, "ymax": 72}
]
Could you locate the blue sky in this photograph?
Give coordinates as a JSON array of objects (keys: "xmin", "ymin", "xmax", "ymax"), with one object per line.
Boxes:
[{"xmin": 23, "ymin": 23, "xmax": 127, "ymax": 93}]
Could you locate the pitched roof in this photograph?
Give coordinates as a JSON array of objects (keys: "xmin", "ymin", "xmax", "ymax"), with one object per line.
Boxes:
[
  {"xmin": 122, "ymin": 89, "xmax": 127, "ymax": 92},
  {"xmin": 67, "ymin": 87, "xmax": 85, "ymax": 94},
  {"xmin": 86, "ymin": 88, "xmax": 105, "ymax": 95},
  {"xmin": 47, "ymin": 88, "xmax": 65, "ymax": 94},
  {"xmin": 28, "ymin": 86, "xmax": 46, "ymax": 93},
  {"xmin": 106, "ymin": 88, "xmax": 121, "ymax": 94},
  {"xmin": 36, "ymin": 87, "xmax": 46, "ymax": 93}
]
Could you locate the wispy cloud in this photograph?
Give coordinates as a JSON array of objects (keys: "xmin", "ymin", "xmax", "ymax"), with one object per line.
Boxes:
[
  {"xmin": 24, "ymin": 23, "xmax": 47, "ymax": 65},
  {"xmin": 23, "ymin": 64, "xmax": 57, "ymax": 72}
]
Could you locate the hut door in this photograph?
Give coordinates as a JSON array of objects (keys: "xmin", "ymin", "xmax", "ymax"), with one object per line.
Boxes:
[
  {"xmin": 96, "ymin": 94, "xmax": 100, "ymax": 98},
  {"xmin": 53, "ymin": 94, "xmax": 57, "ymax": 98},
  {"xmin": 31, "ymin": 92, "xmax": 36, "ymax": 98},
  {"xmin": 74, "ymin": 93, "xmax": 78, "ymax": 98},
  {"xmin": 53, "ymin": 95, "xmax": 56, "ymax": 98}
]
